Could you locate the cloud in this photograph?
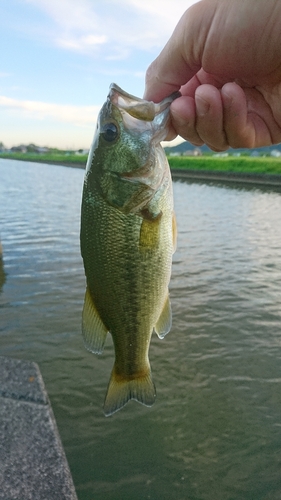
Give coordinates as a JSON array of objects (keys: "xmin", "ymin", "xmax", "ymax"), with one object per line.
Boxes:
[
  {"xmin": 24, "ymin": 0, "xmax": 108, "ymax": 54},
  {"xmin": 118, "ymin": 0, "xmax": 198, "ymax": 23},
  {"xmin": 0, "ymin": 95, "xmax": 100, "ymax": 127},
  {"xmin": 23, "ymin": 0, "xmax": 199, "ymax": 56},
  {"xmin": 57, "ymin": 34, "xmax": 107, "ymax": 52},
  {"xmin": 26, "ymin": 0, "xmax": 99, "ymax": 32}
]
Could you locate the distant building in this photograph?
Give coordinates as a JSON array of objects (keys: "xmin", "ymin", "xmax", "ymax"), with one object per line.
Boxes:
[
  {"xmin": 213, "ymin": 152, "xmax": 229, "ymax": 157},
  {"xmin": 75, "ymin": 149, "xmax": 89, "ymax": 155},
  {"xmin": 183, "ymin": 148, "xmax": 202, "ymax": 156},
  {"xmin": 10, "ymin": 145, "xmax": 27, "ymax": 153},
  {"xmin": 36, "ymin": 147, "xmax": 49, "ymax": 154},
  {"xmin": 271, "ymin": 149, "xmax": 281, "ymax": 158}
]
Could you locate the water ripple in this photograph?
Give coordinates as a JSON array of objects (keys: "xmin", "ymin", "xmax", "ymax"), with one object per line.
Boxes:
[{"xmin": 1, "ymin": 161, "xmax": 281, "ymax": 499}]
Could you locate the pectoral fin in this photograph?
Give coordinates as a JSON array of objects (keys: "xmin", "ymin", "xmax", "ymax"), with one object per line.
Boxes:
[
  {"xmin": 154, "ymin": 294, "xmax": 172, "ymax": 339},
  {"xmin": 139, "ymin": 211, "xmax": 162, "ymax": 249},
  {"xmin": 82, "ymin": 287, "xmax": 108, "ymax": 354}
]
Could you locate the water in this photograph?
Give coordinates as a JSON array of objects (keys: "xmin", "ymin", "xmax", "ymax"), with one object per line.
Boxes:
[{"xmin": 1, "ymin": 159, "xmax": 281, "ymax": 500}]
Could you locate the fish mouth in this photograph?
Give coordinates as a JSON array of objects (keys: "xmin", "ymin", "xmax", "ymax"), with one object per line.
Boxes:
[
  {"xmin": 107, "ymin": 82, "xmax": 180, "ymax": 145},
  {"xmin": 106, "ymin": 83, "xmax": 179, "ymax": 189},
  {"xmin": 108, "ymin": 83, "xmax": 180, "ymax": 122}
]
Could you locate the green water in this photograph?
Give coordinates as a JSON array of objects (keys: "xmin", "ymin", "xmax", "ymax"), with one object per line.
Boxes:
[{"xmin": 1, "ymin": 159, "xmax": 281, "ymax": 499}]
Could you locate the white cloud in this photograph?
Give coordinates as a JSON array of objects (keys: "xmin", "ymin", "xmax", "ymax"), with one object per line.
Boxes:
[
  {"xmin": 0, "ymin": 95, "xmax": 100, "ymax": 127},
  {"xmin": 26, "ymin": 0, "xmax": 99, "ymax": 31},
  {"xmin": 24, "ymin": 0, "xmax": 108, "ymax": 54},
  {"xmin": 117, "ymin": 0, "xmax": 198, "ymax": 23},
  {"xmin": 57, "ymin": 34, "xmax": 107, "ymax": 52},
  {"xmin": 23, "ymin": 0, "xmax": 199, "ymax": 56}
]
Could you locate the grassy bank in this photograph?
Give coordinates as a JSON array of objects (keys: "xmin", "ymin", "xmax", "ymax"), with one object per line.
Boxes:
[
  {"xmin": 167, "ymin": 155, "xmax": 281, "ymax": 175},
  {"xmin": 0, "ymin": 152, "xmax": 88, "ymax": 166},
  {"xmin": 1, "ymin": 152, "xmax": 281, "ymax": 176}
]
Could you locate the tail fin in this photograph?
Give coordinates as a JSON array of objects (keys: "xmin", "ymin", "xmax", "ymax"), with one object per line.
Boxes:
[{"xmin": 103, "ymin": 366, "xmax": 156, "ymax": 417}]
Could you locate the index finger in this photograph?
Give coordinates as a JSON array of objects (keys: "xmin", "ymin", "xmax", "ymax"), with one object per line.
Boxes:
[{"xmin": 143, "ymin": 2, "xmax": 213, "ymax": 102}]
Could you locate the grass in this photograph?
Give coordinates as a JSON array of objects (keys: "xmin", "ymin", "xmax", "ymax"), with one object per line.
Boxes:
[
  {"xmin": 0, "ymin": 152, "xmax": 88, "ymax": 165},
  {"xmin": 167, "ymin": 155, "xmax": 281, "ymax": 175},
  {"xmin": 1, "ymin": 151, "xmax": 281, "ymax": 176}
]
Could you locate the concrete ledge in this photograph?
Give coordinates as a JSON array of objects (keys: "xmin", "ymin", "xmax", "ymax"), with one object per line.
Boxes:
[
  {"xmin": 171, "ymin": 168, "xmax": 281, "ymax": 187},
  {"xmin": 0, "ymin": 357, "xmax": 77, "ymax": 500}
]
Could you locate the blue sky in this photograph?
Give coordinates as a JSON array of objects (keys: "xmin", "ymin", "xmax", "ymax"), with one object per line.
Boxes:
[{"xmin": 1, "ymin": 0, "xmax": 198, "ymax": 150}]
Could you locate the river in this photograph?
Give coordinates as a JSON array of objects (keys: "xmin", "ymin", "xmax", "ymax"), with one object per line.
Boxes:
[{"xmin": 1, "ymin": 159, "xmax": 281, "ymax": 500}]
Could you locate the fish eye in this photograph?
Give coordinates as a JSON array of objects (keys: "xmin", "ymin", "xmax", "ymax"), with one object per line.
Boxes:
[{"xmin": 101, "ymin": 122, "xmax": 119, "ymax": 143}]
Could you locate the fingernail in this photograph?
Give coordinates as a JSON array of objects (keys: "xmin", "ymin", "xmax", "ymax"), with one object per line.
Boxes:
[{"xmin": 195, "ymin": 95, "xmax": 210, "ymax": 116}]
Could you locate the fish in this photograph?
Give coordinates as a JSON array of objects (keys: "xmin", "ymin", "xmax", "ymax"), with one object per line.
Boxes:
[{"xmin": 80, "ymin": 83, "xmax": 178, "ymax": 416}]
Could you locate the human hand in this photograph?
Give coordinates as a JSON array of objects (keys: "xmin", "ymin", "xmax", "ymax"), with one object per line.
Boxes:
[{"xmin": 144, "ymin": 0, "xmax": 281, "ymax": 151}]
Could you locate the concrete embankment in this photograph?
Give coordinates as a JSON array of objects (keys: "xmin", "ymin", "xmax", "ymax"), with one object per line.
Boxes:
[
  {"xmin": 171, "ymin": 168, "xmax": 281, "ymax": 187},
  {"xmin": 0, "ymin": 356, "xmax": 77, "ymax": 500}
]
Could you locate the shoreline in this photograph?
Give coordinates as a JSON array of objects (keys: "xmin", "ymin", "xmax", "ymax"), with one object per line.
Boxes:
[
  {"xmin": 0, "ymin": 156, "xmax": 86, "ymax": 169},
  {"xmin": 2, "ymin": 156, "xmax": 281, "ymax": 187},
  {"xmin": 171, "ymin": 168, "xmax": 281, "ymax": 187}
]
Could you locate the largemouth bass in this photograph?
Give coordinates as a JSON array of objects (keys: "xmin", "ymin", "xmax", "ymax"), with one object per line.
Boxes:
[{"xmin": 80, "ymin": 83, "xmax": 178, "ymax": 416}]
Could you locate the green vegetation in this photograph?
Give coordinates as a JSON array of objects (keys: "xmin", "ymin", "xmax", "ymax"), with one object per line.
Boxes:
[
  {"xmin": 1, "ymin": 151, "xmax": 281, "ymax": 176},
  {"xmin": 0, "ymin": 151, "xmax": 88, "ymax": 166},
  {"xmin": 168, "ymin": 155, "xmax": 281, "ymax": 175}
]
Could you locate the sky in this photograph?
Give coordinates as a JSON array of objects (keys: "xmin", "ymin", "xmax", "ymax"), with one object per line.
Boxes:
[{"xmin": 1, "ymin": 0, "xmax": 199, "ymax": 150}]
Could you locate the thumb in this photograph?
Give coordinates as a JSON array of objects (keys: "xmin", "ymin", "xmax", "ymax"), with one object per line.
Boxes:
[{"xmin": 144, "ymin": 1, "xmax": 214, "ymax": 102}]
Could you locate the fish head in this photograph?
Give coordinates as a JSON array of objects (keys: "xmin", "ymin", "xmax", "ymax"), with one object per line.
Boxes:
[{"xmin": 84, "ymin": 83, "xmax": 179, "ymax": 213}]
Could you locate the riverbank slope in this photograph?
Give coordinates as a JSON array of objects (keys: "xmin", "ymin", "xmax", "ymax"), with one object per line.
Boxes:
[{"xmin": 1, "ymin": 153, "xmax": 281, "ymax": 186}]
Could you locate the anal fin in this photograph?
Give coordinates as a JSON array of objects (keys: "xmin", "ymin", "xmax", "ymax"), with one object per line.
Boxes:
[
  {"xmin": 154, "ymin": 294, "xmax": 172, "ymax": 339},
  {"xmin": 82, "ymin": 287, "xmax": 108, "ymax": 354}
]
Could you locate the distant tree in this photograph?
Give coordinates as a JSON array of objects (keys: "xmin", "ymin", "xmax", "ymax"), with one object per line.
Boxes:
[{"xmin": 26, "ymin": 144, "xmax": 37, "ymax": 152}]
